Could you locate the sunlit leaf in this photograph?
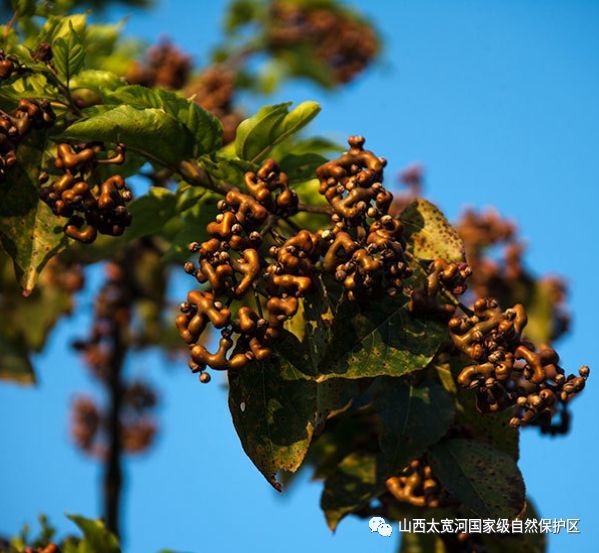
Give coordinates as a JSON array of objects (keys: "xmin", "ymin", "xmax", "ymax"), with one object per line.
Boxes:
[
  {"xmin": 401, "ymin": 199, "xmax": 465, "ymax": 263},
  {"xmin": 63, "ymin": 105, "xmax": 195, "ymax": 167}
]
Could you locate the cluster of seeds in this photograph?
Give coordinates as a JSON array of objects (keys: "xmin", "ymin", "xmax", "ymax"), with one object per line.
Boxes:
[
  {"xmin": 178, "ymin": 137, "xmax": 417, "ymax": 379},
  {"xmin": 126, "ymin": 39, "xmax": 191, "ymax": 90},
  {"xmin": 71, "ymin": 263, "xmax": 158, "ymax": 457},
  {"xmin": 177, "ymin": 159, "xmax": 309, "ymax": 378},
  {"xmin": 449, "ymin": 297, "xmax": 589, "ymax": 428},
  {"xmin": 0, "ymin": 99, "xmax": 55, "ymax": 181},
  {"xmin": 385, "ymin": 458, "xmax": 449, "ymax": 508},
  {"xmin": 267, "ymin": 1, "xmax": 379, "ymax": 84},
  {"xmin": 0, "ymin": 49, "xmax": 17, "ymax": 80},
  {"xmin": 457, "ymin": 208, "xmax": 570, "ymax": 342},
  {"xmin": 71, "ymin": 383, "xmax": 157, "ymax": 457},
  {"xmin": 39, "ymin": 143, "xmax": 132, "ymax": 243},
  {"xmin": 317, "ymin": 136, "xmax": 411, "ymax": 300}
]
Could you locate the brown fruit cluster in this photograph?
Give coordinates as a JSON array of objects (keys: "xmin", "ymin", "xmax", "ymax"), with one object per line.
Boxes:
[
  {"xmin": 457, "ymin": 208, "xmax": 570, "ymax": 341},
  {"xmin": 177, "ymin": 159, "xmax": 306, "ymax": 377},
  {"xmin": 267, "ymin": 2, "xmax": 379, "ymax": 84},
  {"xmin": 43, "ymin": 256, "xmax": 85, "ymax": 297},
  {"xmin": 385, "ymin": 458, "xmax": 449, "ymax": 508},
  {"xmin": 185, "ymin": 66, "xmax": 243, "ymax": 144},
  {"xmin": 71, "ymin": 263, "xmax": 158, "ymax": 457},
  {"xmin": 71, "ymin": 384, "xmax": 157, "ymax": 457},
  {"xmin": 317, "ymin": 136, "xmax": 411, "ymax": 300},
  {"xmin": 39, "ymin": 143, "xmax": 132, "ymax": 243},
  {"xmin": 408, "ymin": 258, "xmax": 472, "ymax": 318},
  {"xmin": 449, "ymin": 297, "xmax": 589, "ymax": 428},
  {"xmin": 178, "ymin": 137, "xmax": 412, "ymax": 378},
  {"xmin": 126, "ymin": 40, "xmax": 191, "ymax": 90},
  {"xmin": 72, "ymin": 262, "xmax": 131, "ymax": 380},
  {"xmin": 0, "ymin": 49, "xmax": 16, "ymax": 80},
  {"xmin": 0, "ymin": 99, "xmax": 55, "ymax": 181}
]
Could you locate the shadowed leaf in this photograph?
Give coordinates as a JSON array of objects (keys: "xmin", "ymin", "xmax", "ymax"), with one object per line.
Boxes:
[
  {"xmin": 429, "ymin": 439, "xmax": 525, "ymax": 519},
  {"xmin": 228, "ymin": 343, "xmax": 357, "ymax": 490},
  {"xmin": 320, "ymin": 451, "xmax": 382, "ymax": 530},
  {"xmin": 0, "ymin": 133, "xmax": 66, "ymax": 293},
  {"xmin": 373, "ymin": 379, "xmax": 455, "ymax": 473},
  {"xmin": 311, "ymin": 298, "xmax": 446, "ymax": 380},
  {"xmin": 0, "ymin": 334, "xmax": 34, "ymax": 385}
]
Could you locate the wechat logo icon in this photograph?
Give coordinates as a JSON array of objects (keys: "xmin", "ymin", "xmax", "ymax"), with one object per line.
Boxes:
[{"xmin": 369, "ymin": 516, "xmax": 393, "ymax": 537}]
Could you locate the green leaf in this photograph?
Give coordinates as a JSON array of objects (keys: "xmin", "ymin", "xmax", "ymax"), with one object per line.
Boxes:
[
  {"xmin": 106, "ymin": 86, "xmax": 223, "ymax": 155},
  {"xmin": 126, "ymin": 188, "xmax": 178, "ymax": 241},
  {"xmin": 70, "ymin": 70, "xmax": 124, "ymax": 94},
  {"xmin": 303, "ymin": 297, "xmax": 446, "ymax": 381},
  {"xmin": 0, "ymin": 334, "xmax": 34, "ymax": 385},
  {"xmin": 235, "ymin": 102, "xmax": 289, "ymax": 161},
  {"xmin": 62, "ymin": 105, "xmax": 196, "ymax": 167},
  {"xmin": 49, "ymin": 14, "xmax": 87, "ymax": 42},
  {"xmin": 0, "ymin": 134, "xmax": 66, "ymax": 293},
  {"xmin": 320, "ymin": 451, "xmax": 381, "ymax": 530},
  {"xmin": 66, "ymin": 514, "xmax": 120, "ymax": 553},
  {"xmin": 279, "ymin": 152, "xmax": 328, "ymax": 183},
  {"xmin": 228, "ymin": 340, "xmax": 357, "ymax": 491},
  {"xmin": 13, "ymin": 0, "xmax": 36, "ymax": 17},
  {"xmin": 235, "ymin": 101, "xmax": 321, "ymax": 162},
  {"xmin": 52, "ymin": 21, "xmax": 86, "ymax": 83},
  {"xmin": 272, "ymin": 101, "xmax": 321, "ymax": 149},
  {"xmin": 456, "ymin": 383, "xmax": 519, "ymax": 461},
  {"xmin": 225, "ymin": 0, "xmax": 264, "ymax": 34},
  {"xmin": 523, "ymin": 279, "xmax": 559, "ymax": 344},
  {"xmin": 401, "ymin": 199, "xmax": 465, "ymax": 263},
  {"xmin": 200, "ymin": 154, "xmax": 258, "ymax": 187},
  {"xmin": 373, "ymin": 379, "xmax": 455, "ymax": 473},
  {"xmin": 429, "ymin": 439, "xmax": 525, "ymax": 519},
  {"xmin": 161, "ymin": 193, "xmax": 219, "ymax": 262}
]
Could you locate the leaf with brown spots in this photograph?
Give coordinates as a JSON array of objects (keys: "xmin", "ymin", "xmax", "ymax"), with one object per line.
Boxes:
[
  {"xmin": 309, "ymin": 297, "xmax": 447, "ymax": 380},
  {"xmin": 0, "ymin": 134, "xmax": 67, "ymax": 294},
  {"xmin": 401, "ymin": 199, "xmax": 465, "ymax": 263},
  {"xmin": 228, "ymin": 333, "xmax": 358, "ymax": 491},
  {"xmin": 429, "ymin": 438, "xmax": 525, "ymax": 519}
]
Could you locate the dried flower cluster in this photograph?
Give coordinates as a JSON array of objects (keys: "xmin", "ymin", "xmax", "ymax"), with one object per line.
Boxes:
[
  {"xmin": 0, "ymin": 99, "xmax": 55, "ymax": 181},
  {"xmin": 39, "ymin": 143, "xmax": 132, "ymax": 243},
  {"xmin": 449, "ymin": 297, "xmax": 589, "ymax": 428},
  {"xmin": 267, "ymin": 2, "xmax": 379, "ymax": 84}
]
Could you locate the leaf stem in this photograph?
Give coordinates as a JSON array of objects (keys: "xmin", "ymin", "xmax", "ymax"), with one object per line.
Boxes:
[{"xmin": 297, "ymin": 203, "xmax": 333, "ymax": 215}]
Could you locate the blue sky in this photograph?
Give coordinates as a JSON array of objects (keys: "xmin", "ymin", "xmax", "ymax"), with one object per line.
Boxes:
[{"xmin": 1, "ymin": 1, "xmax": 599, "ymax": 552}]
